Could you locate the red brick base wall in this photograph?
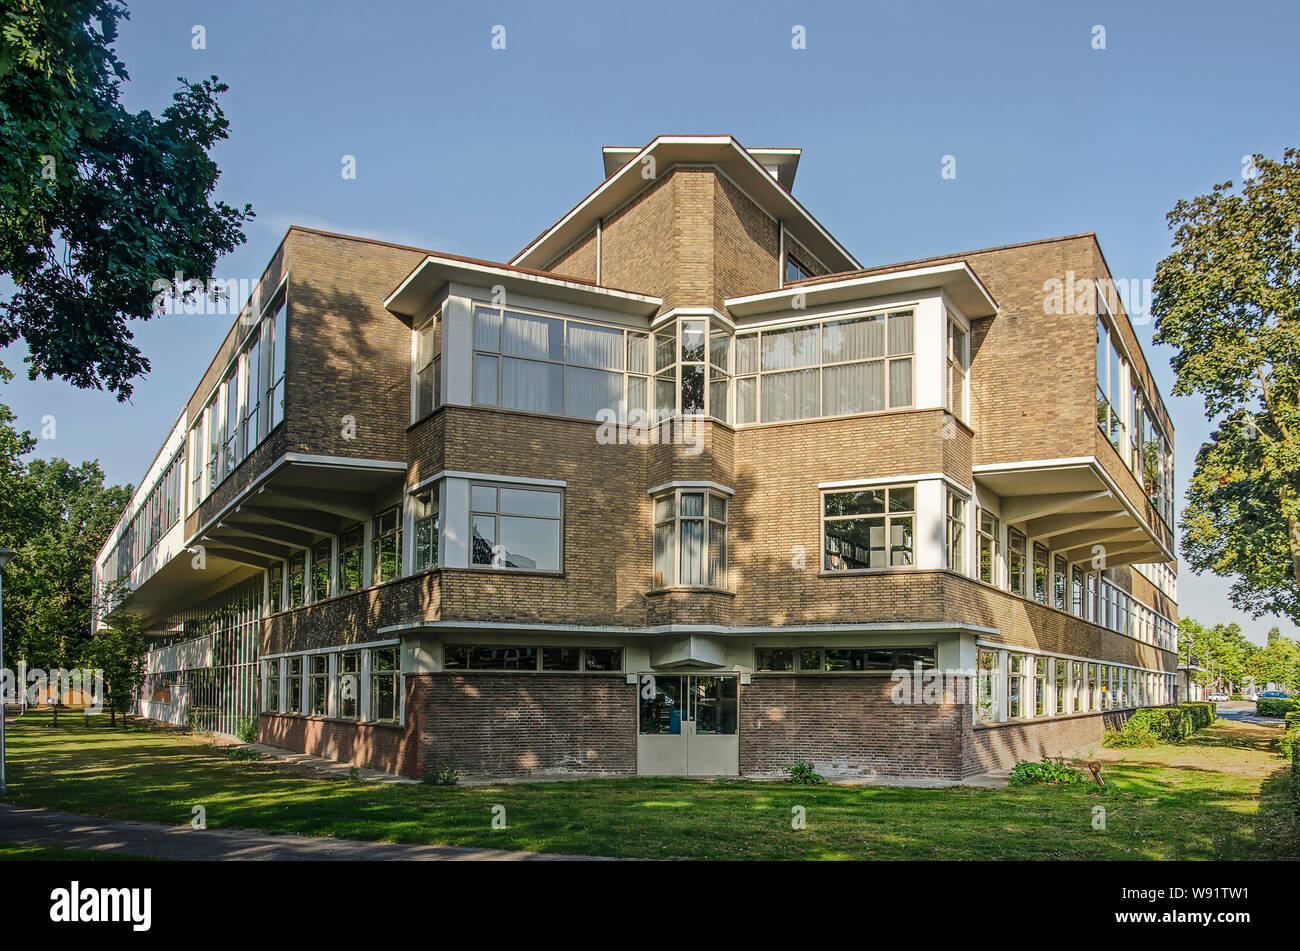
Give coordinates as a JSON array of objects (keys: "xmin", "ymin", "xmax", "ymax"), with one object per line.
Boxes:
[
  {"xmin": 740, "ymin": 675, "xmax": 967, "ymax": 780},
  {"xmin": 259, "ymin": 708, "xmax": 417, "ymax": 777},
  {"xmin": 963, "ymin": 709, "xmax": 1133, "ymax": 776},
  {"xmin": 409, "ymin": 672, "xmax": 637, "ymax": 778}
]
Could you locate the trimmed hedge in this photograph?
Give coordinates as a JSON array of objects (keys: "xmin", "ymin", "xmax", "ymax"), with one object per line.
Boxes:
[
  {"xmin": 1292, "ymin": 735, "xmax": 1300, "ymax": 804},
  {"xmin": 1180, "ymin": 701, "xmax": 1216, "ymax": 729},
  {"xmin": 1256, "ymin": 697, "xmax": 1297, "ymax": 718},
  {"xmin": 1103, "ymin": 702, "xmax": 1213, "ymax": 748}
]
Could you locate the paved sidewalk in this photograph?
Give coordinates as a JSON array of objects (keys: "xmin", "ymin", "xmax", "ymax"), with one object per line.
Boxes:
[{"xmin": 0, "ymin": 803, "xmax": 608, "ymax": 861}]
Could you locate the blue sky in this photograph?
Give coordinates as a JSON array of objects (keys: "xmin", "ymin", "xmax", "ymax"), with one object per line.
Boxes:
[{"xmin": 2, "ymin": 0, "xmax": 1297, "ymax": 642}]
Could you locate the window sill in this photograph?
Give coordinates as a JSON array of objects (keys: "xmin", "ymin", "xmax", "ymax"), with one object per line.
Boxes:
[
  {"xmin": 817, "ymin": 566, "xmax": 922, "ymax": 577},
  {"xmin": 975, "ymin": 706, "xmax": 1138, "ymax": 729},
  {"xmin": 452, "ymin": 566, "xmax": 565, "ymax": 578},
  {"xmin": 647, "ymin": 585, "xmax": 735, "ymax": 597},
  {"xmin": 263, "ymin": 711, "xmax": 404, "ymax": 729}
]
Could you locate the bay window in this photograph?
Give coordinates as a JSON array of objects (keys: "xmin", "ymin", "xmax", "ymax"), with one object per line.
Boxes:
[
  {"xmin": 823, "ymin": 485, "xmax": 914, "ymax": 572},
  {"xmin": 470, "ymin": 484, "xmax": 563, "ymax": 572},
  {"xmin": 654, "ymin": 488, "xmax": 728, "ymax": 587}
]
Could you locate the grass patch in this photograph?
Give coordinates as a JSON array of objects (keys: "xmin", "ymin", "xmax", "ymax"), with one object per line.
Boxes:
[{"xmin": 1, "ymin": 708, "xmax": 1296, "ymax": 860}]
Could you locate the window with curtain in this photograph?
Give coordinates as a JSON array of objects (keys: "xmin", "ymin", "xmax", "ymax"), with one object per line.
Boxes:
[
  {"xmin": 735, "ymin": 310, "xmax": 913, "ymax": 425},
  {"xmin": 652, "ymin": 488, "xmax": 728, "ymax": 587},
  {"xmin": 823, "ymin": 485, "xmax": 914, "ymax": 571}
]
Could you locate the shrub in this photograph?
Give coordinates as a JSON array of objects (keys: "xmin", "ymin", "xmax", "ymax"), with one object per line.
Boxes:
[
  {"xmin": 347, "ymin": 766, "xmax": 361, "ymax": 782},
  {"xmin": 234, "ymin": 714, "xmax": 257, "ymax": 744},
  {"xmin": 1128, "ymin": 707, "xmax": 1194, "ymax": 742},
  {"xmin": 1292, "ymin": 735, "xmax": 1300, "ymax": 805},
  {"xmin": 783, "ymin": 760, "xmax": 827, "ymax": 785},
  {"xmin": 423, "ymin": 754, "xmax": 460, "ymax": 786},
  {"xmin": 1102, "ymin": 726, "xmax": 1157, "ymax": 748},
  {"xmin": 1256, "ymin": 697, "xmax": 1297, "ymax": 718},
  {"xmin": 222, "ymin": 747, "xmax": 260, "ymax": 762},
  {"xmin": 1179, "ymin": 701, "xmax": 1216, "ymax": 729},
  {"xmin": 1008, "ymin": 756, "xmax": 1085, "ymax": 785},
  {"xmin": 1230, "ymin": 694, "xmax": 1245, "ymax": 701}
]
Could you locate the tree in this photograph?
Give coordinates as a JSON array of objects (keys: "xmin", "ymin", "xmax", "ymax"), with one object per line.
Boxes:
[
  {"xmin": 84, "ymin": 580, "xmax": 144, "ymax": 725},
  {"xmin": 1178, "ymin": 617, "xmax": 1256, "ymax": 693},
  {"xmin": 0, "ymin": 0, "xmax": 253, "ymax": 400},
  {"xmin": 1152, "ymin": 148, "xmax": 1300, "ymax": 624}
]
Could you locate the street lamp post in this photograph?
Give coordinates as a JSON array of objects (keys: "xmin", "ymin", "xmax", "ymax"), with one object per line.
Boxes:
[{"xmin": 0, "ymin": 547, "xmax": 15, "ymax": 796}]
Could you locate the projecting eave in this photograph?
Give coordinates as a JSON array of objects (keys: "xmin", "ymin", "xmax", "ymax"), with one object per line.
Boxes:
[
  {"xmin": 512, "ymin": 135, "xmax": 859, "ymax": 274},
  {"xmin": 724, "ymin": 262, "xmax": 999, "ymax": 319},
  {"xmin": 385, "ymin": 254, "xmax": 662, "ymax": 326}
]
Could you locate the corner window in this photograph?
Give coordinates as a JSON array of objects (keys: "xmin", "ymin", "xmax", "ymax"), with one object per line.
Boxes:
[
  {"xmin": 413, "ymin": 490, "xmax": 438, "ymax": 571},
  {"xmin": 945, "ymin": 490, "xmax": 967, "ymax": 573},
  {"xmin": 372, "ymin": 506, "xmax": 401, "ymax": 583},
  {"xmin": 308, "ymin": 654, "xmax": 328, "ymax": 716},
  {"xmin": 470, "ymin": 484, "xmax": 563, "ymax": 572},
  {"xmin": 946, "ymin": 315, "xmax": 969, "ymax": 422},
  {"xmin": 654, "ymin": 488, "xmax": 728, "ymax": 587},
  {"xmin": 413, "ymin": 311, "xmax": 442, "ymax": 421},
  {"xmin": 652, "ymin": 318, "xmax": 732, "ymax": 422},
  {"xmin": 823, "ymin": 486, "xmax": 914, "ymax": 571},
  {"xmin": 370, "ymin": 647, "xmax": 400, "ymax": 722}
]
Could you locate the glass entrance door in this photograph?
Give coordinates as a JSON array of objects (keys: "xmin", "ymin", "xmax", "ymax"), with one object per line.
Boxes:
[{"xmin": 636, "ymin": 673, "xmax": 739, "ymax": 776}]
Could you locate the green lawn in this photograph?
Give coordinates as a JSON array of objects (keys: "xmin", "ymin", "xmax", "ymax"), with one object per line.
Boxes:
[{"xmin": 1, "ymin": 708, "xmax": 1296, "ymax": 860}]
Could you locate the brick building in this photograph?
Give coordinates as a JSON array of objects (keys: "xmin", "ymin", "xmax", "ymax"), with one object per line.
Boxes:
[{"xmin": 98, "ymin": 135, "xmax": 1179, "ymax": 780}]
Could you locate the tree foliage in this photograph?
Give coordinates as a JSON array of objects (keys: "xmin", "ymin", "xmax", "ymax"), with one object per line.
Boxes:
[
  {"xmin": 1178, "ymin": 616, "xmax": 1300, "ymax": 694},
  {"xmin": 0, "ymin": 0, "xmax": 253, "ymax": 400},
  {"xmin": 1152, "ymin": 148, "xmax": 1300, "ymax": 623}
]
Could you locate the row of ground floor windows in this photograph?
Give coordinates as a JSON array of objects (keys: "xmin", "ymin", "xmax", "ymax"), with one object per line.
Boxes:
[
  {"xmin": 976, "ymin": 648, "xmax": 1174, "ymax": 724},
  {"xmin": 262, "ymin": 646, "xmax": 400, "ymax": 723}
]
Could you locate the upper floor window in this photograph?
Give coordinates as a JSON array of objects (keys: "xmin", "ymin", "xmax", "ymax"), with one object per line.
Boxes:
[
  {"xmin": 1095, "ymin": 313, "xmax": 1129, "ymax": 459},
  {"xmin": 266, "ymin": 296, "xmax": 287, "ymax": 432},
  {"xmin": 1053, "ymin": 554, "xmax": 1068, "ymax": 611},
  {"xmin": 1007, "ymin": 527, "xmax": 1026, "ymax": 596},
  {"xmin": 413, "ymin": 490, "xmax": 438, "ymax": 571},
  {"xmin": 824, "ymin": 485, "xmax": 914, "ymax": 572},
  {"xmin": 473, "ymin": 305, "xmax": 635, "ymax": 421},
  {"xmin": 412, "ymin": 311, "xmax": 442, "ymax": 421},
  {"xmin": 1032, "ymin": 543, "xmax": 1049, "ymax": 603},
  {"xmin": 977, "ymin": 509, "xmax": 999, "ymax": 584},
  {"xmin": 652, "ymin": 318, "xmax": 731, "ymax": 422},
  {"xmin": 785, "ymin": 255, "xmax": 813, "ymax": 284},
  {"xmin": 311, "ymin": 539, "xmax": 332, "ymax": 602},
  {"xmin": 339, "ymin": 523, "xmax": 364, "ymax": 593},
  {"xmin": 945, "ymin": 489, "xmax": 966, "ymax": 573},
  {"xmin": 287, "ymin": 552, "xmax": 306, "ymax": 609},
  {"xmin": 735, "ymin": 310, "xmax": 914, "ymax": 426},
  {"xmin": 470, "ymin": 483, "xmax": 563, "ymax": 572},
  {"xmin": 653, "ymin": 488, "xmax": 728, "ymax": 587},
  {"xmin": 946, "ymin": 316, "xmax": 969, "ymax": 422},
  {"xmin": 372, "ymin": 506, "xmax": 401, "ymax": 583}
]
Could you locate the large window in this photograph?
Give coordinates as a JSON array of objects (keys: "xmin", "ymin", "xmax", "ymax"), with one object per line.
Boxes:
[
  {"xmin": 473, "ymin": 305, "xmax": 639, "ymax": 421},
  {"xmin": 1033, "ymin": 656, "xmax": 1047, "ymax": 716},
  {"xmin": 372, "ymin": 506, "xmax": 401, "ymax": 583},
  {"xmin": 735, "ymin": 310, "xmax": 913, "ymax": 425},
  {"xmin": 268, "ymin": 563, "xmax": 283, "ymax": 613},
  {"xmin": 286, "ymin": 656, "xmax": 302, "ymax": 714},
  {"xmin": 311, "ymin": 539, "xmax": 332, "ymax": 602},
  {"xmin": 655, "ymin": 488, "xmax": 728, "ymax": 586},
  {"xmin": 266, "ymin": 295, "xmax": 286, "ymax": 432},
  {"xmin": 946, "ymin": 315, "xmax": 969, "ymax": 422},
  {"xmin": 1032, "ymin": 543, "xmax": 1049, "ymax": 603},
  {"xmin": 977, "ymin": 509, "xmax": 999, "ymax": 584},
  {"xmin": 1007, "ymin": 654, "xmax": 1025, "ymax": 718},
  {"xmin": 370, "ymin": 647, "xmax": 400, "ymax": 722},
  {"xmin": 1055, "ymin": 659, "xmax": 1068, "ymax": 714},
  {"xmin": 263, "ymin": 659, "xmax": 279, "ymax": 713},
  {"xmin": 1007, "ymin": 528, "xmax": 1027, "ymax": 596},
  {"xmin": 650, "ymin": 318, "xmax": 731, "ymax": 421},
  {"xmin": 103, "ymin": 445, "xmax": 186, "ymax": 581},
  {"xmin": 287, "ymin": 552, "xmax": 305, "ymax": 609},
  {"xmin": 755, "ymin": 646, "xmax": 936, "ymax": 672},
  {"xmin": 945, "ymin": 489, "xmax": 966, "ymax": 573},
  {"xmin": 1053, "ymin": 554, "xmax": 1068, "ymax": 611},
  {"xmin": 470, "ymin": 484, "xmax": 563, "ymax": 572},
  {"xmin": 1096, "ymin": 312, "xmax": 1128, "ymax": 459},
  {"xmin": 413, "ymin": 490, "xmax": 438, "ymax": 571},
  {"xmin": 823, "ymin": 485, "xmax": 914, "ymax": 572},
  {"xmin": 445, "ymin": 645, "xmax": 623, "ymax": 672},
  {"xmin": 977, "ymin": 649, "xmax": 999, "ymax": 722},
  {"xmin": 412, "ymin": 310, "xmax": 442, "ymax": 421}
]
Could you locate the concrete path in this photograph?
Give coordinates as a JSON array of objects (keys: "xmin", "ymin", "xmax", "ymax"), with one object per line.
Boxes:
[{"xmin": 0, "ymin": 803, "xmax": 610, "ymax": 861}]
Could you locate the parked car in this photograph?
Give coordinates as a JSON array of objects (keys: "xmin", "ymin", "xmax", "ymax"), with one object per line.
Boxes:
[
  {"xmin": 1207, "ymin": 693, "xmax": 1230, "ymax": 702},
  {"xmin": 1259, "ymin": 690, "xmax": 1291, "ymax": 699}
]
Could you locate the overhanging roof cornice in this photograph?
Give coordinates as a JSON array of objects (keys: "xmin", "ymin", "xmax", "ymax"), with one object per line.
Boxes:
[
  {"xmin": 384, "ymin": 253, "xmax": 662, "ymax": 324},
  {"xmin": 510, "ymin": 135, "xmax": 861, "ymax": 274},
  {"xmin": 724, "ymin": 262, "xmax": 999, "ymax": 319}
]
